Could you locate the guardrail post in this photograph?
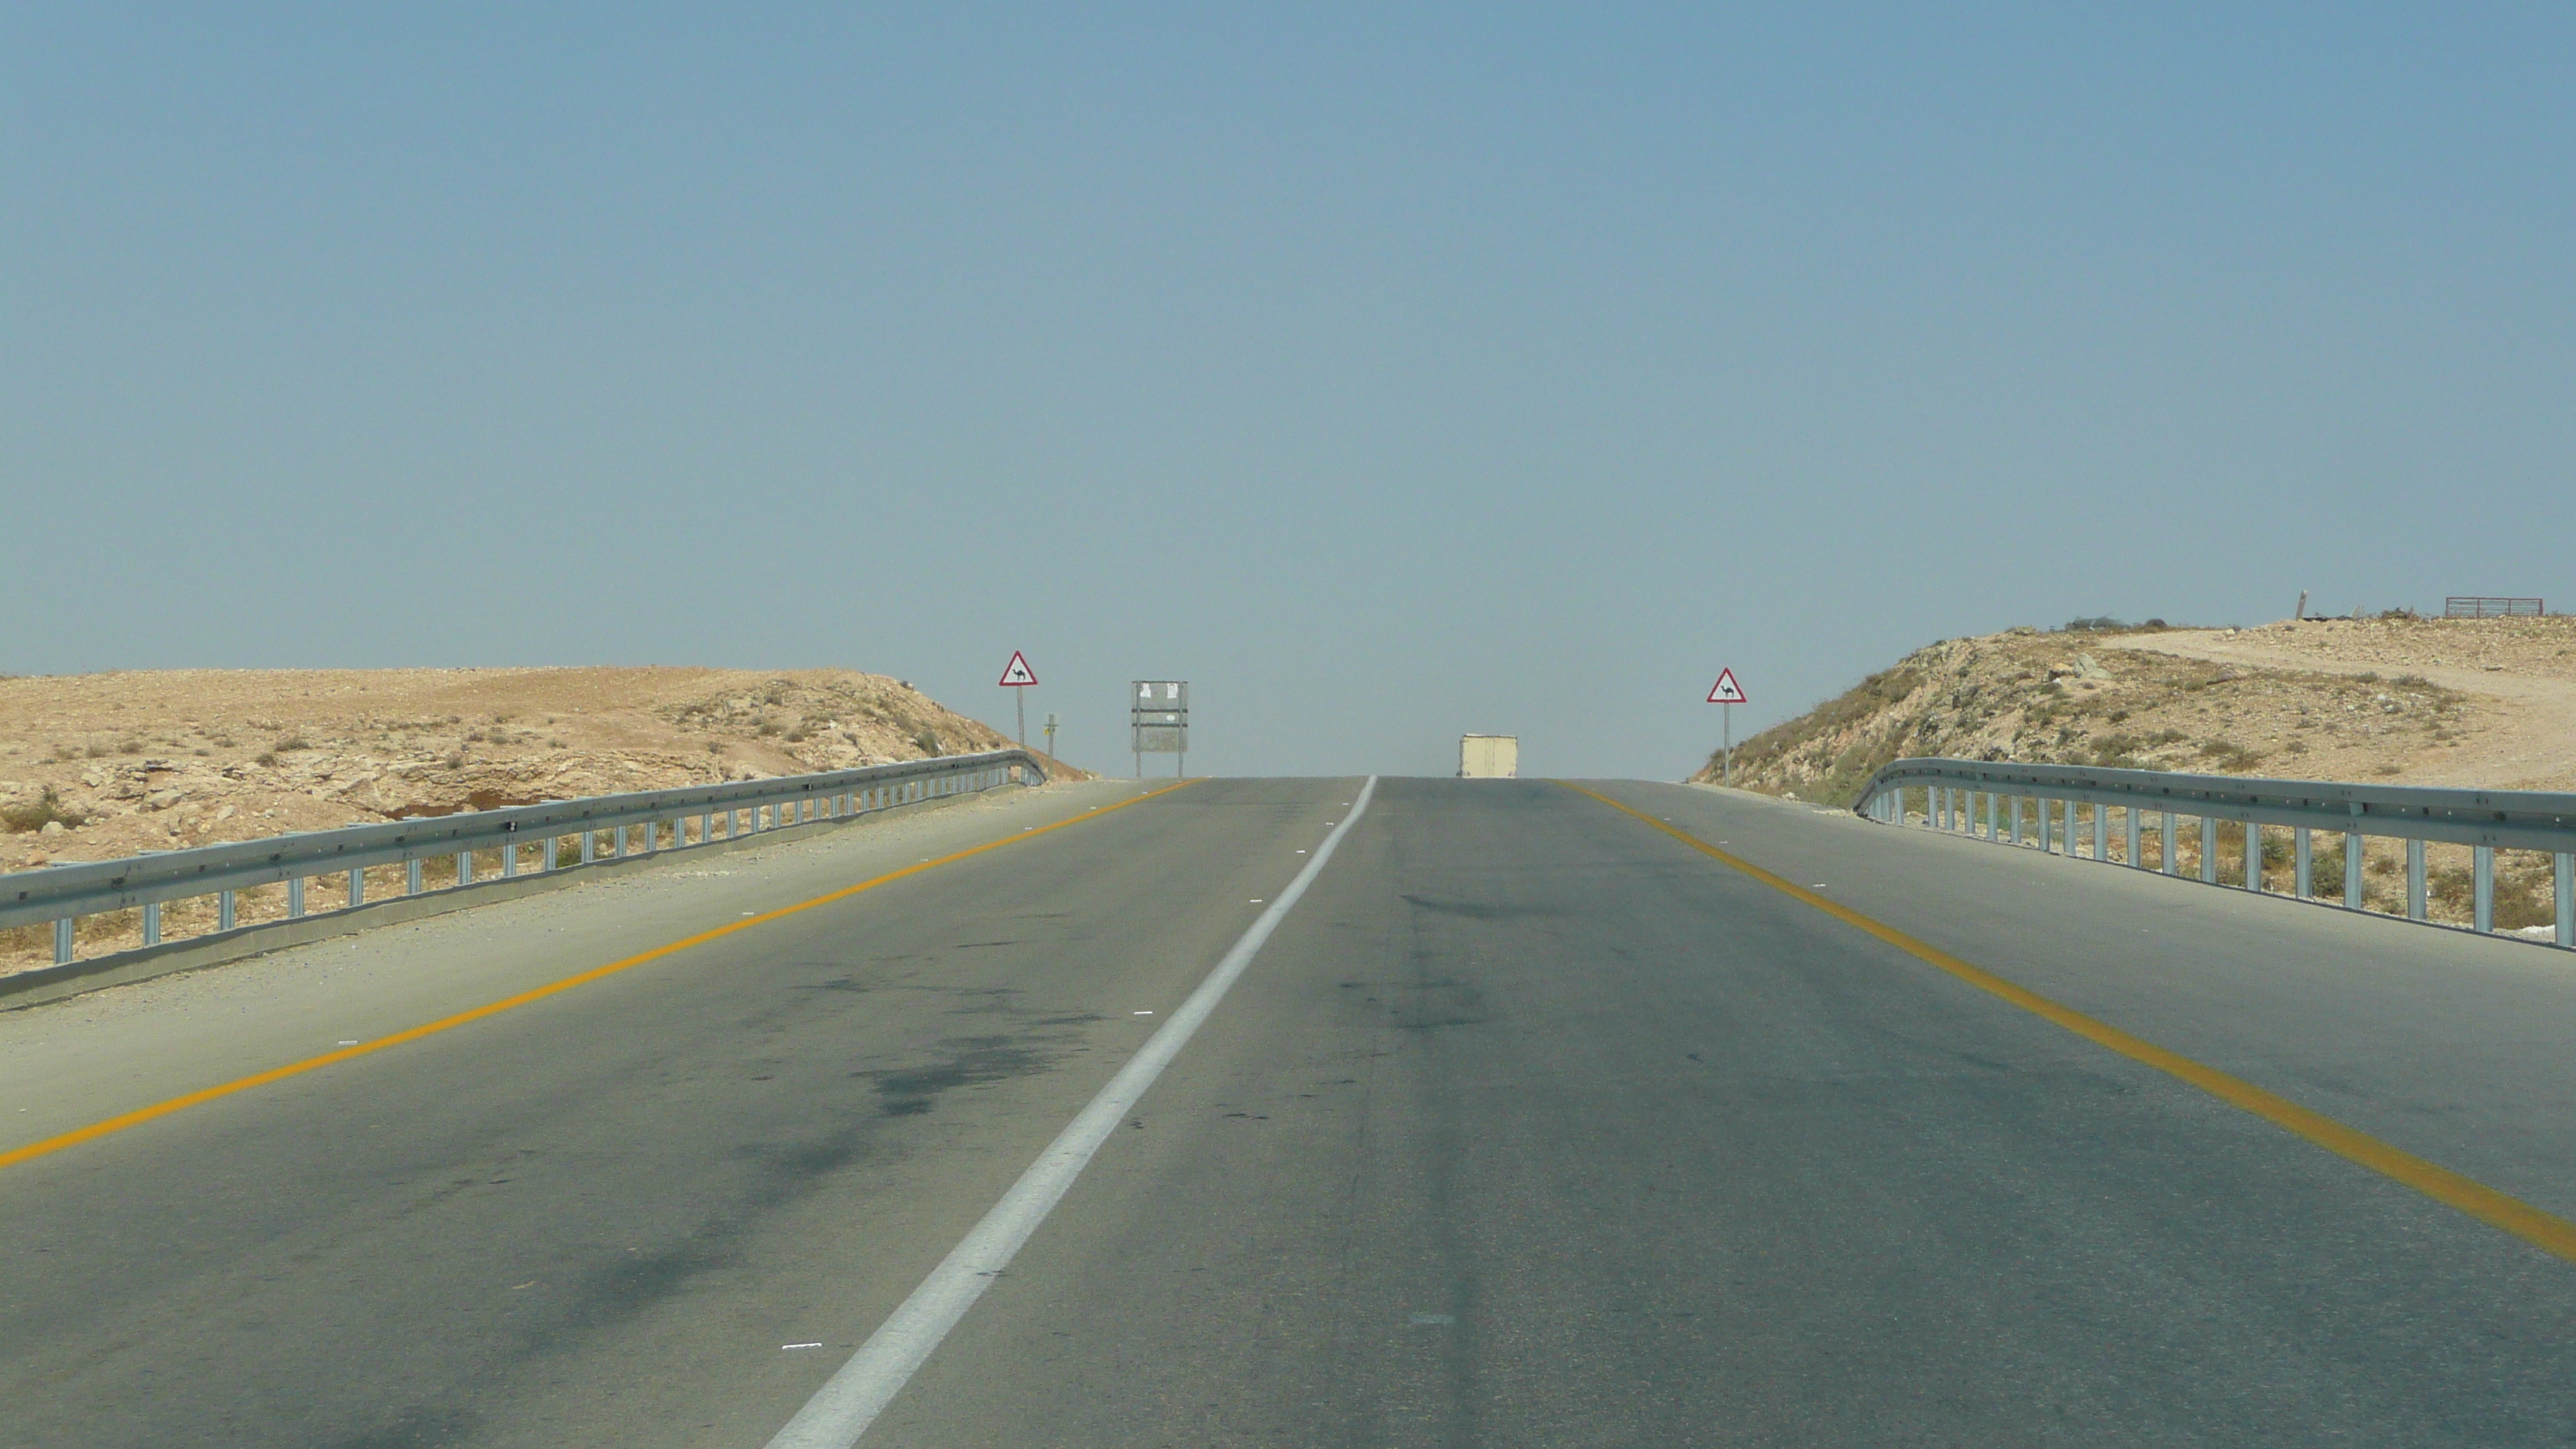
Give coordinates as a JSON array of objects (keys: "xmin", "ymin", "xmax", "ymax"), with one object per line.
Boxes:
[
  {"xmin": 2344, "ymin": 829, "xmax": 2365, "ymax": 909},
  {"xmin": 2093, "ymin": 805, "xmax": 2108, "ymax": 861},
  {"xmin": 1979, "ymin": 791, "xmax": 1992, "ymax": 840},
  {"xmin": 2161, "ymin": 813, "xmax": 2177, "ymax": 875},
  {"xmin": 699, "ymin": 811, "xmax": 713, "ymax": 844},
  {"xmin": 502, "ymin": 838, "xmax": 519, "ymax": 877},
  {"xmin": 219, "ymin": 890, "xmax": 236, "ymax": 931},
  {"xmin": 142, "ymin": 900, "xmax": 162, "ymax": 947},
  {"xmin": 55, "ymin": 916, "xmax": 74, "ymax": 964},
  {"xmin": 2200, "ymin": 815, "xmax": 2218, "ymax": 883},
  {"xmin": 2558, "ymin": 855, "xmax": 2574, "ymax": 948},
  {"xmin": 2295, "ymin": 827, "xmax": 2312, "ymax": 897},
  {"xmin": 411, "ymin": 858, "xmax": 426, "ymax": 892},
  {"xmin": 348, "ymin": 866, "xmax": 364, "ymax": 906},
  {"xmin": 2475, "ymin": 846, "xmax": 2495, "ymax": 933},
  {"xmin": 581, "ymin": 830, "xmax": 596, "ymax": 864},
  {"xmin": 615, "ymin": 825, "xmax": 629, "ymax": 858},
  {"xmin": 2009, "ymin": 796, "xmax": 2022, "ymax": 846},
  {"xmin": 2244, "ymin": 824, "xmax": 2263, "ymax": 892},
  {"xmin": 2406, "ymin": 840, "xmax": 2427, "ymax": 920},
  {"xmin": 2125, "ymin": 805, "xmax": 2141, "ymax": 866},
  {"xmin": 457, "ymin": 851, "xmax": 474, "ymax": 886},
  {"xmin": 289, "ymin": 877, "xmax": 305, "ymax": 917}
]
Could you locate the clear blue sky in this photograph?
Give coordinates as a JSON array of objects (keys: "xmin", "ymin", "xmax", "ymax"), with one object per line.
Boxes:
[{"xmin": 6, "ymin": 5, "xmax": 2570, "ymax": 779}]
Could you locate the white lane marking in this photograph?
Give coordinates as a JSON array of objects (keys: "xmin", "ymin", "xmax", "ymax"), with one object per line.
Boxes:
[{"xmin": 762, "ymin": 776, "xmax": 1382, "ymax": 1449}]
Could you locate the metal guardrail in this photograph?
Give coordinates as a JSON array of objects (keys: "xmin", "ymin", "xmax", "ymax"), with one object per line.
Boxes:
[
  {"xmin": 1854, "ymin": 758, "xmax": 2576, "ymax": 949},
  {"xmin": 3, "ymin": 749, "xmax": 1048, "ymax": 965},
  {"xmin": 2444, "ymin": 597, "xmax": 2544, "ymax": 618}
]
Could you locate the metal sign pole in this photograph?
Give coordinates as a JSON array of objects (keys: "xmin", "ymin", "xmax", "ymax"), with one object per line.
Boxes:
[
  {"xmin": 999, "ymin": 651, "xmax": 1038, "ymax": 752},
  {"xmin": 1132, "ymin": 680, "xmax": 1188, "ymax": 779},
  {"xmin": 1708, "ymin": 669, "xmax": 1746, "ymax": 786}
]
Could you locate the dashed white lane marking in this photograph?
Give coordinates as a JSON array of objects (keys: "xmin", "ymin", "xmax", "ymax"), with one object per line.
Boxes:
[{"xmin": 762, "ymin": 776, "xmax": 1382, "ymax": 1449}]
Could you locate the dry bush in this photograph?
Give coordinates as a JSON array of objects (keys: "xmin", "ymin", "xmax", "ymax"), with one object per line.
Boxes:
[{"xmin": 1, "ymin": 786, "xmax": 87, "ymax": 833}]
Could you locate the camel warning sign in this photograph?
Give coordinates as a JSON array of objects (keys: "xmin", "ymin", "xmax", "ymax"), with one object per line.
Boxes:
[
  {"xmin": 1707, "ymin": 668, "xmax": 1747, "ymax": 704},
  {"xmin": 998, "ymin": 652, "xmax": 1038, "ymax": 687}
]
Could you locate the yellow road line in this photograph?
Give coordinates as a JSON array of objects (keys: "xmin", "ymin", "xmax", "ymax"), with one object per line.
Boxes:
[
  {"xmin": 0, "ymin": 780, "xmax": 1199, "ymax": 1174},
  {"xmin": 1566, "ymin": 782, "xmax": 2576, "ymax": 1264}
]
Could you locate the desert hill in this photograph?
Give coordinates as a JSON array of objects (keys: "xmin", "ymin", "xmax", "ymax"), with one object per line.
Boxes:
[
  {"xmin": 1697, "ymin": 615, "xmax": 2576, "ymax": 806},
  {"xmin": 0, "ymin": 666, "xmax": 1084, "ymax": 878},
  {"xmin": 1694, "ymin": 615, "xmax": 2576, "ymax": 933}
]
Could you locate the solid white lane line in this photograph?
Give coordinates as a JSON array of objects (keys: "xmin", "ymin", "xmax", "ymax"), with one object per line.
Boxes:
[{"xmin": 762, "ymin": 777, "xmax": 1382, "ymax": 1449}]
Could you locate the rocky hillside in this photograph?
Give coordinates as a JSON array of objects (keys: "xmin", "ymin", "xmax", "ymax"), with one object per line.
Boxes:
[
  {"xmin": 1694, "ymin": 615, "xmax": 2576, "ymax": 933},
  {"xmin": 0, "ymin": 666, "xmax": 1083, "ymax": 876},
  {"xmin": 1689, "ymin": 617, "xmax": 2576, "ymax": 805}
]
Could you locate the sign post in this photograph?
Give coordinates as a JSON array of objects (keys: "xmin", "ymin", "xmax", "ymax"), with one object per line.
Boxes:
[
  {"xmin": 1131, "ymin": 681, "xmax": 1189, "ymax": 779},
  {"xmin": 998, "ymin": 652, "xmax": 1038, "ymax": 747},
  {"xmin": 1707, "ymin": 668, "xmax": 1748, "ymax": 786},
  {"xmin": 1043, "ymin": 712, "xmax": 1057, "ymax": 759}
]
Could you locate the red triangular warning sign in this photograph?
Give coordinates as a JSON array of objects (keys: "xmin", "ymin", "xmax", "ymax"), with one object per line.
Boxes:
[
  {"xmin": 1707, "ymin": 668, "xmax": 1747, "ymax": 704},
  {"xmin": 998, "ymin": 651, "xmax": 1038, "ymax": 687}
]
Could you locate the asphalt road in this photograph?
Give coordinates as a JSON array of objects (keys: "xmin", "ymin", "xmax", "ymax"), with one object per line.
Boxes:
[{"xmin": 5, "ymin": 776, "xmax": 2576, "ymax": 1447}]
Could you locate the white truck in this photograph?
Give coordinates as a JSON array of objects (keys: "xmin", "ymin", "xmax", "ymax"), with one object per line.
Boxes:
[{"xmin": 1458, "ymin": 735, "xmax": 1519, "ymax": 779}]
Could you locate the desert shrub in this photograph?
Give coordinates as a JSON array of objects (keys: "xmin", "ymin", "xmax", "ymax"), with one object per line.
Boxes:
[
  {"xmin": 273, "ymin": 734, "xmax": 311, "ymax": 752},
  {"xmin": 2198, "ymin": 740, "xmax": 2262, "ymax": 772},
  {"xmin": 0, "ymin": 786, "xmax": 86, "ymax": 832},
  {"xmin": 913, "ymin": 728, "xmax": 943, "ymax": 755},
  {"xmin": 2064, "ymin": 615, "xmax": 2125, "ymax": 632}
]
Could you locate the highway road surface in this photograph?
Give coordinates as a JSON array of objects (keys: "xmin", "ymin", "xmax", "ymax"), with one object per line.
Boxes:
[{"xmin": 6, "ymin": 776, "xmax": 2576, "ymax": 1447}]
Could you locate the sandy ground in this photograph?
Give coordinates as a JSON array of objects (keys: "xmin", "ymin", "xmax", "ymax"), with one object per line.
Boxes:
[
  {"xmin": 2109, "ymin": 618, "xmax": 2576, "ymax": 792},
  {"xmin": 0, "ymin": 666, "xmax": 1085, "ymax": 974}
]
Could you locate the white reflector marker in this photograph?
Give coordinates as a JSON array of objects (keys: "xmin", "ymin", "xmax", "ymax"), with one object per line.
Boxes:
[{"xmin": 763, "ymin": 776, "xmax": 1382, "ymax": 1449}]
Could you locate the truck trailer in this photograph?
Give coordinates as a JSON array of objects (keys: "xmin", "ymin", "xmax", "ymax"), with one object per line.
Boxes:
[{"xmin": 1459, "ymin": 735, "xmax": 1519, "ymax": 779}]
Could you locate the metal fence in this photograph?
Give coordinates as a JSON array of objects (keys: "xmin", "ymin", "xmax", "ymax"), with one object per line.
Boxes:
[
  {"xmin": 2, "ymin": 749, "xmax": 1047, "ymax": 967},
  {"xmin": 1854, "ymin": 758, "xmax": 2576, "ymax": 949},
  {"xmin": 2444, "ymin": 597, "xmax": 2545, "ymax": 618}
]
